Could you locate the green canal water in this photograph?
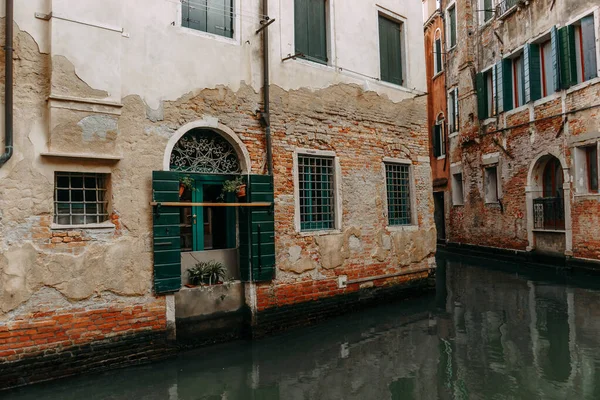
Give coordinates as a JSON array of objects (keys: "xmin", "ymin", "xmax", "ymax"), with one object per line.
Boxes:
[{"xmin": 6, "ymin": 252, "xmax": 600, "ymax": 399}]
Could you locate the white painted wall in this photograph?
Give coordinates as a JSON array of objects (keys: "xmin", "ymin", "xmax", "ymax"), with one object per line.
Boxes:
[{"xmin": 10, "ymin": 0, "xmax": 426, "ymax": 108}]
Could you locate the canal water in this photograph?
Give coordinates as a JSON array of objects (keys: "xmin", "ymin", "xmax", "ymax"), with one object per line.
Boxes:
[{"xmin": 6, "ymin": 252, "xmax": 600, "ymax": 399}]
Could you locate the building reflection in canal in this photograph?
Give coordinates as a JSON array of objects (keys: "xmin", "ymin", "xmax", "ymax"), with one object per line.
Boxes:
[{"xmin": 6, "ymin": 252, "xmax": 600, "ymax": 399}]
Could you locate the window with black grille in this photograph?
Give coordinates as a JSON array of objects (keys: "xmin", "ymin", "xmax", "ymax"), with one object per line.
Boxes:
[
  {"xmin": 385, "ymin": 163, "xmax": 412, "ymax": 226},
  {"xmin": 54, "ymin": 173, "xmax": 109, "ymax": 225},
  {"xmin": 298, "ymin": 155, "xmax": 335, "ymax": 231}
]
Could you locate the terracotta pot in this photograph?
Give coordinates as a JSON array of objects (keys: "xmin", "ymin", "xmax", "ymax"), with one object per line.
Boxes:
[
  {"xmin": 236, "ymin": 184, "xmax": 247, "ymax": 198},
  {"xmin": 179, "ymin": 183, "xmax": 185, "ymax": 197}
]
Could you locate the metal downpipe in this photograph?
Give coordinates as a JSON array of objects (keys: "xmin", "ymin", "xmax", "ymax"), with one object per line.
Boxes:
[
  {"xmin": 262, "ymin": 0, "xmax": 273, "ymax": 176},
  {"xmin": 0, "ymin": 0, "xmax": 13, "ymax": 167}
]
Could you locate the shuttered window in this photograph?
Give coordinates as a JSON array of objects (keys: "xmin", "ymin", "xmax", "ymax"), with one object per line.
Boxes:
[
  {"xmin": 294, "ymin": 0, "xmax": 327, "ymax": 64},
  {"xmin": 476, "ymin": 69, "xmax": 495, "ymax": 120},
  {"xmin": 575, "ymin": 16, "xmax": 598, "ymax": 83},
  {"xmin": 558, "ymin": 25, "xmax": 578, "ymax": 89},
  {"xmin": 483, "ymin": 0, "xmax": 493, "ymax": 23},
  {"xmin": 379, "ymin": 16, "xmax": 404, "ymax": 86},
  {"xmin": 512, "ymin": 53, "xmax": 525, "ymax": 108},
  {"xmin": 448, "ymin": 5, "xmax": 457, "ymax": 48},
  {"xmin": 524, "ymin": 43, "xmax": 542, "ymax": 103},
  {"xmin": 181, "ymin": 0, "xmax": 234, "ymax": 38},
  {"xmin": 448, "ymin": 88, "xmax": 459, "ymax": 133},
  {"xmin": 540, "ymin": 40, "xmax": 553, "ymax": 97},
  {"xmin": 434, "ymin": 38, "xmax": 443, "ymax": 74},
  {"xmin": 432, "ymin": 120, "xmax": 445, "ymax": 158}
]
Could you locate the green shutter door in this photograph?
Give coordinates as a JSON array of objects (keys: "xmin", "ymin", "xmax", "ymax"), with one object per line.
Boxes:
[
  {"xmin": 558, "ymin": 26, "xmax": 577, "ymax": 89},
  {"xmin": 495, "ymin": 62, "xmax": 504, "ymax": 113},
  {"xmin": 308, "ymin": 0, "xmax": 327, "ymax": 63},
  {"xmin": 435, "ymin": 39, "xmax": 442, "ymax": 73},
  {"xmin": 294, "ymin": 0, "xmax": 309, "ymax": 56},
  {"xmin": 476, "ymin": 72, "xmax": 488, "ymax": 120},
  {"xmin": 432, "ymin": 125, "xmax": 440, "ymax": 157},
  {"xmin": 524, "ymin": 43, "xmax": 542, "ymax": 103},
  {"xmin": 581, "ymin": 16, "xmax": 598, "ymax": 81},
  {"xmin": 239, "ymin": 175, "xmax": 275, "ymax": 283},
  {"xmin": 152, "ymin": 171, "xmax": 182, "ymax": 294},
  {"xmin": 551, "ymin": 26, "xmax": 561, "ymax": 92},
  {"xmin": 449, "ymin": 7, "xmax": 456, "ymax": 47},
  {"xmin": 379, "ymin": 16, "xmax": 403, "ymax": 85},
  {"xmin": 502, "ymin": 58, "xmax": 514, "ymax": 112}
]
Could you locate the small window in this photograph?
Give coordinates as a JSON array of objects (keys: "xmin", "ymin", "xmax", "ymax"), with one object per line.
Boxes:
[
  {"xmin": 379, "ymin": 15, "xmax": 405, "ymax": 86},
  {"xmin": 585, "ymin": 145, "xmax": 599, "ymax": 193},
  {"xmin": 540, "ymin": 40, "xmax": 553, "ymax": 97},
  {"xmin": 181, "ymin": 0, "xmax": 234, "ymax": 38},
  {"xmin": 298, "ymin": 155, "xmax": 335, "ymax": 231},
  {"xmin": 484, "ymin": 68, "xmax": 496, "ymax": 116},
  {"xmin": 294, "ymin": 0, "xmax": 327, "ymax": 64},
  {"xmin": 447, "ymin": 5, "xmax": 457, "ymax": 49},
  {"xmin": 448, "ymin": 88, "xmax": 459, "ymax": 133},
  {"xmin": 385, "ymin": 163, "xmax": 412, "ymax": 226},
  {"xmin": 481, "ymin": 0, "xmax": 493, "ymax": 24},
  {"xmin": 433, "ymin": 115, "xmax": 446, "ymax": 158},
  {"xmin": 54, "ymin": 172, "xmax": 109, "ymax": 225},
  {"xmin": 512, "ymin": 53, "xmax": 525, "ymax": 108},
  {"xmin": 434, "ymin": 34, "xmax": 443, "ymax": 75},
  {"xmin": 484, "ymin": 166, "xmax": 499, "ymax": 203},
  {"xmin": 452, "ymin": 173, "xmax": 464, "ymax": 205}
]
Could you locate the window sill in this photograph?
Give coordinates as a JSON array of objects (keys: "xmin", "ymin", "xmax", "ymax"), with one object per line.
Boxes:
[
  {"xmin": 448, "ymin": 131, "xmax": 459, "ymax": 138},
  {"xmin": 432, "ymin": 70, "xmax": 444, "ymax": 80},
  {"xmin": 504, "ymin": 103, "xmax": 529, "ymax": 117},
  {"xmin": 298, "ymin": 229, "xmax": 342, "ymax": 237},
  {"xmin": 566, "ymin": 76, "xmax": 600, "ymax": 96},
  {"xmin": 51, "ymin": 221, "xmax": 115, "ymax": 231},
  {"xmin": 485, "ymin": 201, "xmax": 501, "ymax": 206},
  {"xmin": 482, "ymin": 117, "xmax": 497, "ymax": 126},
  {"xmin": 436, "ymin": 155, "xmax": 446, "ymax": 160},
  {"xmin": 532, "ymin": 229, "xmax": 566, "ymax": 234},
  {"xmin": 574, "ymin": 193, "xmax": 600, "ymax": 200},
  {"xmin": 176, "ymin": 26, "xmax": 239, "ymax": 45},
  {"xmin": 452, "ymin": 203, "xmax": 464, "ymax": 207},
  {"xmin": 291, "ymin": 57, "xmax": 333, "ymax": 71},
  {"xmin": 386, "ymin": 225, "xmax": 419, "ymax": 233}
]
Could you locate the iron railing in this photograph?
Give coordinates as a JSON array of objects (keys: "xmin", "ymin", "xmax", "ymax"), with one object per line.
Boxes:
[
  {"xmin": 533, "ymin": 197, "xmax": 565, "ymax": 231},
  {"xmin": 497, "ymin": 0, "xmax": 520, "ymax": 17}
]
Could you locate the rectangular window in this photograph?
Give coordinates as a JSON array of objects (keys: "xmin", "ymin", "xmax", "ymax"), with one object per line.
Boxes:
[
  {"xmin": 379, "ymin": 15, "xmax": 404, "ymax": 86},
  {"xmin": 447, "ymin": 5, "xmax": 457, "ymax": 48},
  {"xmin": 448, "ymin": 88, "xmax": 459, "ymax": 133},
  {"xmin": 482, "ymin": 0, "xmax": 493, "ymax": 23},
  {"xmin": 298, "ymin": 155, "xmax": 335, "ymax": 231},
  {"xmin": 573, "ymin": 16, "xmax": 598, "ymax": 84},
  {"xmin": 540, "ymin": 40, "xmax": 553, "ymax": 97},
  {"xmin": 476, "ymin": 69, "xmax": 495, "ymax": 120},
  {"xmin": 433, "ymin": 122, "xmax": 445, "ymax": 158},
  {"xmin": 485, "ymin": 69, "xmax": 496, "ymax": 116},
  {"xmin": 484, "ymin": 166, "xmax": 499, "ymax": 203},
  {"xmin": 385, "ymin": 163, "xmax": 412, "ymax": 226},
  {"xmin": 54, "ymin": 172, "xmax": 109, "ymax": 225},
  {"xmin": 512, "ymin": 53, "xmax": 525, "ymax": 108},
  {"xmin": 434, "ymin": 38, "xmax": 443, "ymax": 75},
  {"xmin": 586, "ymin": 145, "xmax": 599, "ymax": 193},
  {"xmin": 181, "ymin": 0, "xmax": 234, "ymax": 38},
  {"xmin": 294, "ymin": 0, "xmax": 327, "ymax": 64},
  {"xmin": 452, "ymin": 173, "xmax": 464, "ymax": 205}
]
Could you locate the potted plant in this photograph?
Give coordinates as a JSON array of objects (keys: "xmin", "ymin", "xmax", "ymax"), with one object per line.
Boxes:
[
  {"xmin": 179, "ymin": 176, "xmax": 193, "ymax": 197},
  {"xmin": 186, "ymin": 260, "xmax": 227, "ymax": 286},
  {"xmin": 219, "ymin": 176, "xmax": 246, "ymax": 200}
]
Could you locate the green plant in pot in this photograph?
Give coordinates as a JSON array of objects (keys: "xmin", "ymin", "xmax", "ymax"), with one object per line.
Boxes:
[
  {"xmin": 179, "ymin": 176, "xmax": 194, "ymax": 197},
  {"xmin": 219, "ymin": 176, "xmax": 246, "ymax": 200},
  {"xmin": 187, "ymin": 260, "xmax": 227, "ymax": 286}
]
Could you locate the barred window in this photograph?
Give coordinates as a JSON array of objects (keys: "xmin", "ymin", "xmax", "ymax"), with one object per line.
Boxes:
[
  {"xmin": 298, "ymin": 155, "xmax": 335, "ymax": 231},
  {"xmin": 385, "ymin": 163, "xmax": 412, "ymax": 226},
  {"xmin": 54, "ymin": 173, "xmax": 109, "ymax": 225}
]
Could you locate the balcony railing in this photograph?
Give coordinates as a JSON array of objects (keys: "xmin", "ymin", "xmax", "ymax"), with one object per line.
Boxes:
[
  {"xmin": 497, "ymin": 0, "xmax": 520, "ymax": 17},
  {"xmin": 533, "ymin": 197, "xmax": 565, "ymax": 231}
]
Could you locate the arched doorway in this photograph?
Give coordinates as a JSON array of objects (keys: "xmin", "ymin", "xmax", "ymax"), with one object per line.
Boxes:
[{"xmin": 526, "ymin": 153, "xmax": 570, "ymax": 255}]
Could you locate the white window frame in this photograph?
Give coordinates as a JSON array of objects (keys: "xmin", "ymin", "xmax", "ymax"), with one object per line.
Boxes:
[
  {"xmin": 452, "ymin": 172, "xmax": 464, "ymax": 206},
  {"xmin": 447, "ymin": 87, "xmax": 459, "ymax": 135},
  {"xmin": 293, "ymin": 148, "xmax": 342, "ymax": 235},
  {"xmin": 433, "ymin": 28, "xmax": 443, "ymax": 75},
  {"xmin": 478, "ymin": 0, "xmax": 495, "ymax": 26},
  {"xmin": 377, "ymin": 8, "xmax": 409, "ymax": 88},
  {"xmin": 482, "ymin": 153, "xmax": 502, "ymax": 204},
  {"xmin": 435, "ymin": 114, "xmax": 446, "ymax": 159},
  {"xmin": 177, "ymin": 0, "xmax": 241, "ymax": 45},
  {"xmin": 382, "ymin": 157, "xmax": 418, "ymax": 230},
  {"xmin": 573, "ymin": 140, "xmax": 600, "ymax": 194}
]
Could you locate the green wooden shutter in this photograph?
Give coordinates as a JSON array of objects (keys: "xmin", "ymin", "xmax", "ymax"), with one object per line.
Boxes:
[
  {"xmin": 294, "ymin": 0, "xmax": 309, "ymax": 57},
  {"xmin": 551, "ymin": 26, "xmax": 561, "ymax": 92},
  {"xmin": 239, "ymin": 175, "xmax": 275, "ymax": 283},
  {"xmin": 495, "ymin": 62, "xmax": 504, "ymax": 113},
  {"xmin": 432, "ymin": 125, "xmax": 440, "ymax": 157},
  {"xmin": 152, "ymin": 171, "xmax": 182, "ymax": 294},
  {"xmin": 484, "ymin": 0, "xmax": 493, "ymax": 22},
  {"xmin": 207, "ymin": 0, "xmax": 233, "ymax": 38},
  {"xmin": 476, "ymin": 72, "xmax": 488, "ymax": 120},
  {"xmin": 524, "ymin": 43, "xmax": 542, "ymax": 103},
  {"xmin": 581, "ymin": 16, "xmax": 598, "ymax": 82},
  {"xmin": 502, "ymin": 58, "xmax": 513, "ymax": 112},
  {"xmin": 558, "ymin": 26, "xmax": 577, "ymax": 89},
  {"xmin": 295, "ymin": 0, "xmax": 326, "ymax": 63},
  {"xmin": 379, "ymin": 16, "xmax": 403, "ymax": 85},
  {"xmin": 449, "ymin": 7, "xmax": 456, "ymax": 48},
  {"xmin": 435, "ymin": 39, "xmax": 442, "ymax": 73}
]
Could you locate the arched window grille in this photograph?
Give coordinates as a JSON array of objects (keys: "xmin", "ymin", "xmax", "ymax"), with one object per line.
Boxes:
[{"xmin": 169, "ymin": 129, "xmax": 241, "ymax": 174}]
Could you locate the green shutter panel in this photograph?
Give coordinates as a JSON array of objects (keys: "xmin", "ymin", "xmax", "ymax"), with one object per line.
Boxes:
[
  {"xmin": 432, "ymin": 125, "xmax": 440, "ymax": 157},
  {"xmin": 581, "ymin": 16, "xmax": 598, "ymax": 81},
  {"xmin": 239, "ymin": 175, "xmax": 276, "ymax": 283},
  {"xmin": 495, "ymin": 62, "xmax": 504, "ymax": 113},
  {"xmin": 435, "ymin": 39, "xmax": 442, "ymax": 73},
  {"xmin": 524, "ymin": 43, "xmax": 542, "ymax": 103},
  {"xmin": 152, "ymin": 171, "xmax": 182, "ymax": 294},
  {"xmin": 551, "ymin": 26, "xmax": 561, "ymax": 92},
  {"xmin": 307, "ymin": 0, "xmax": 327, "ymax": 63},
  {"xmin": 502, "ymin": 58, "xmax": 514, "ymax": 112},
  {"xmin": 379, "ymin": 16, "xmax": 403, "ymax": 85},
  {"xmin": 379, "ymin": 16, "xmax": 389, "ymax": 83},
  {"xmin": 294, "ymin": 0, "xmax": 309, "ymax": 56},
  {"xmin": 476, "ymin": 72, "xmax": 488, "ymax": 120},
  {"xmin": 450, "ymin": 7, "xmax": 456, "ymax": 47},
  {"xmin": 558, "ymin": 26, "xmax": 577, "ymax": 89}
]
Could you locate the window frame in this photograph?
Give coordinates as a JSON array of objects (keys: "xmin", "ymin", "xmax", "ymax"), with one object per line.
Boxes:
[
  {"xmin": 293, "ymin": 0, "xmax": 329, "ymax": 65},
  {"xmin": 448, "ymin": 87, "xmax": 459, "ymax": 134},
  {"xmin": 484, "ymin": 165, "xmax": 500, "ymax": 204},
  {"xmin": 293, "ymin": 149, "xmax": 342, "ymax": 234},
  {"xmin": 433, "ymin": 114, "xmax": 446, "ymax": 159},
  {"xmin": 433, "ymin": 29, "xmax": 443, "ymax": 75},
  {"xmin": 446, "ymin": 2, "xmax": 457, "ymax": 50},
  {"xmin": 451, "ymin": 172, "xmax": 464, "ymax": 206},
  {"xmin": 54, "ymin": 172, "xmax": 110, "ymax": 227},
  {"xmin": 585, "ymin": 145, "xmax": 599, "ymax": 193},
  {"xmin": 179, "ymin": 0, "xmax": 239, "ymax": 43},
  {"xmin": 378, "ymin": 12, "xmax": 406, "ymax": 87},
  {"xmin": 383, "ymin": 159, "xmax": 417, "ymax": 228},
  {"xmin": 479, "ymin": 0, "xmax": 495, "ymax": 26}
]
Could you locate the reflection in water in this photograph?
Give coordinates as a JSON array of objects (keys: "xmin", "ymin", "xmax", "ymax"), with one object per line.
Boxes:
[{"xmin": 7, "ymin": 252, "xmax": 600, "ymax": 400}]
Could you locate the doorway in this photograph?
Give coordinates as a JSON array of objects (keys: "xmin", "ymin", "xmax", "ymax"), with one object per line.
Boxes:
[{"xmin": 433, "ymin": 191, "xmax": 446, "ymax": 242}]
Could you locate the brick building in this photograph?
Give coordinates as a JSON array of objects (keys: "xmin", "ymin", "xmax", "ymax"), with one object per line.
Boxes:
[
  {"xmin": 430, "ymin": 0, "xmax": 600, "ymax": 262},
  {"xmin": 0, "ymin": 0, "xmax": 434, "ymax": 388}
]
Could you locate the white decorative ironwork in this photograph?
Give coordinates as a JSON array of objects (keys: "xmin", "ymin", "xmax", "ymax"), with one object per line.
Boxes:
[{"xmin": 170, "ymin": 129, "xmax": 241, "ymax": 174}]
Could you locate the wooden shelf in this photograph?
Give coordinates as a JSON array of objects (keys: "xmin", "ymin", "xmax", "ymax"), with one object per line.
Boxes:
[{"xmin": 150, "ymin": 202, "xmax": 272, "ymax": 207}]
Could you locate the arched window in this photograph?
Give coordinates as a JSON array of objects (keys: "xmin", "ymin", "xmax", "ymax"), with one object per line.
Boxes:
[
  {"xmin": 433, "ymin": 29, "xmax": 443, "ymax": 75},
  {"xmin": 170, "ymin": 129, "xmax": 241, "ymax": 174},
  {"xmin": 542, "ymin": 158, "xmax": 564, "ymax": 198},
  {"xmin": 433, "ymin": 113, "xmax": 446, "ymax": 158}
]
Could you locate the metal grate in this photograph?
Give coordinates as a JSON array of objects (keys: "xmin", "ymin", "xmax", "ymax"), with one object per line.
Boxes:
[
  {"xmin": 54, "ymin": 172, "xmax": 109, "ymax": 225},
  {"xmin": 298, "ymin": 155, "xmax": 335, "ymax": 231},
  {"xmin": 385, "ymin": 163, "xmax": 412, "ymax": 226}
]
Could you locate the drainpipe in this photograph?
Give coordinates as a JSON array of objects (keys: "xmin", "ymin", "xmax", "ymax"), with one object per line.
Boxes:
[
  {"xmin": 261, "ymin": 0, "xmax": 273, "ymax": 176},
  {"xmin": 0, "ymin": 0, "xmax": 14, "ymax": 167}
]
